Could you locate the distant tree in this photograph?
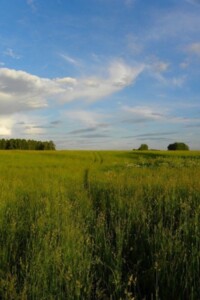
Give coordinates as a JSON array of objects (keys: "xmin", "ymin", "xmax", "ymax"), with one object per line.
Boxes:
[
  {"xmin": 48, "ymin": 140, "xmax": 56, "ymax": 150},
  {"xmin": 168, "ymin": 142, "xmax": 189, "ymax": 151},
  {"xmin": 138, "ymin": 144, "xmax": 148, "ymax": 151},
  {"xmin": 5, "ymin": 140, "xmax": 11, "ymax": 150},
  {"xmin": 0, "ymin": 139, "xmax": 6, "ymax": 149},
  {"xmin": 35, "ymin": 141, "xmax": 45, "ymax": 150}
]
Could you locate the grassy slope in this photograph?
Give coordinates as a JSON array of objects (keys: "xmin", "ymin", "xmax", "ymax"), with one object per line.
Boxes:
[{"xmin": 0, "ymin": 150, "xmax": 200, "ymax": 299}]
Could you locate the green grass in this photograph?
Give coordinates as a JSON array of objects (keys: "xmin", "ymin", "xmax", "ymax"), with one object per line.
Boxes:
[{"xmin": 0, "ymin": 150, "xmax": 200, "ymax": 299}]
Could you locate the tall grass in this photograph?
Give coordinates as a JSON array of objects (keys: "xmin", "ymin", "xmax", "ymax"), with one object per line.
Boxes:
[{"xmin": 0, "ymin": 150, "xmax": 200, "ymax": 299}]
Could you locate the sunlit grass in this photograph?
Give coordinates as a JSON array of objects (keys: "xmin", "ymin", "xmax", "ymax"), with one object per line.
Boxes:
[{"xmin": 0, "ymin": 150, "xmax": 200, "ymax": 299}]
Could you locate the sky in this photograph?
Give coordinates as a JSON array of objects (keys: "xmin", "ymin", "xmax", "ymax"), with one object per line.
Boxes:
[{"xmin": 0, "ymin": 0, "xmax": 200, "ymax": 150}]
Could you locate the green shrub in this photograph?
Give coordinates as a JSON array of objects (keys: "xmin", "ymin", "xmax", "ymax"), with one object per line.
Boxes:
[{"xmin": 168, "ymin": 142, "xmax": 189, "ymax": 151}]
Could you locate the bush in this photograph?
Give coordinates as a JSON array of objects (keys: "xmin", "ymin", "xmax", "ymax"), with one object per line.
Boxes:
[
  {"xmin": 138, "ymin": 144, "xmax": 148, "ymax": 151},
  {"xmin": 168, "ymin": 142, "xmax": 189, "ymax": 151}
]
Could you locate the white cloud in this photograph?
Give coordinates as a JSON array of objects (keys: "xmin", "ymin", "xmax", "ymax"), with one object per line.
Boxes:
[
  {"xmin": 0, "ymin": 68, "xmax": 51, "ymax": 114},
  {"xmin": 54, "ymin": 60, "xmax": 144, "ymax": 104},
  {"xmin": 109, "ymin": 60, "xmax": 142, "ymax": 86},
  {"xmin": 62, "ymin": 61, "xmax": 144, "ymax": 102},
  {"xmin": 0, "ymin": 61, "xmax": 144, "ymax": 114},
  {"xmin": 0, "ymin": 61, "xmax": 144, "ymax": 117},
  {"xmin": 56, "ymin": 77, "xmax": 77, "ymax": 86},
  {"xmin": 0, "ymin": 117, "xmax": 13, "ymax": 136}
]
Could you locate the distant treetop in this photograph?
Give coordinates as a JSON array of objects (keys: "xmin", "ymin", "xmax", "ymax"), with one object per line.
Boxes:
[
  {"xmin": 0, "ymin": 139, "xmax": 56, "ymax": 150},
  {"xmin": 138, "ymin": 144, "xmax": 148, "ymax": 151},
  {"xmin": 167, "ymin": 142, "xmax": 189, "ymax": 151}
]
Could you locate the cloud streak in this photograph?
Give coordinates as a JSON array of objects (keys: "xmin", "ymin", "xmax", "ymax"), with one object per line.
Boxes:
[
  {"xmin": 122, "ymin": 105, "xmax": 166, "ymax": 121},
  {"xmin": 68, "ymin": 127, "xmax": 97, "ymax": 135},
  {"xmin": 121, "ymin": 105, "xmax": 197, "ymax": 125},
  {"xmin": 59, "ymin": 53, "xmax": 81, "ymax": 67}
]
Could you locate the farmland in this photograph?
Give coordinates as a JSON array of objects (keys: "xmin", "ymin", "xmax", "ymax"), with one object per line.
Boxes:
[{"xmin": 0, "ymin": 150, "xmax": 200, "ymax": 299}]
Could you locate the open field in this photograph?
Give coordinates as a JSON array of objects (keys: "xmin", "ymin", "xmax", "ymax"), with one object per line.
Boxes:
[{"xmin": 0, "ymin": 150, "xmax": 200, "ymax": 299}]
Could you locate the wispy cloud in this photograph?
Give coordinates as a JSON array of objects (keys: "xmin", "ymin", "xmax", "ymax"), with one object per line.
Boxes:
[
  {"xmin": 187, "ymin": 42, "xmax": 200, "ymax": 56},
  {"xmin": 126, "ymin": 34, "xmax": 143, "ymax": 55},
  {"xmin": 59, "ymin": 53, "xmax": 81, "ymax": 67},
  {"xmin": 152, "ymin": 60, "xmax": 169, "ymax": 73},
  {"xmin": 144, "ymin": 10, "xmax": 200, "ymax": 42},
  {"xmin": 154, "ymin": 74, "xmax": 186, "ymax": 88},
  {"xmin": 147, "ymin": 58, "xmax": 186, "ymax": 87},
  {"xmin": 124, "ymin": 0, "xmax": 136, "ymax": 7},
  {"xmin": 186, "ymin": 0, "xmax": 200, "ymax": 5},
  {"xmin": 180, "ymin": 61, "xmax": 190, "ymax": 69},
  {"xmin": 4, "ymin": 48, "xmax": 21, "ymax": 59},
  {"xmin": 27, "ymin": 0, "xmax": 36, "ymax": 11},
  {"xmin": 171, "ymin": 76, "xmax": 186, "ymax": 87},
  {"xmin": 57, "ymin": 60, "xmax": 144, "ymax": 102}
]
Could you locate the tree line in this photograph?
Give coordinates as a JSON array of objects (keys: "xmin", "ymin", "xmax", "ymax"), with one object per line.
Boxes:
[{"xmin": 0, "ymin": 139, "xmax": 56, "ymax": 150}]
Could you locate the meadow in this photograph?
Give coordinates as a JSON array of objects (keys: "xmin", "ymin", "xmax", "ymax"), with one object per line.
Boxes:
[{"xmin": 0, "ymin": 150, "xmax": 200, "ymax": 299}]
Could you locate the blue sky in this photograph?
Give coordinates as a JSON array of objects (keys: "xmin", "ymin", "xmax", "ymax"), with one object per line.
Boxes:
[{"xmin": 0, "ymin": 0, "xmax": 200, "ymax": 149}]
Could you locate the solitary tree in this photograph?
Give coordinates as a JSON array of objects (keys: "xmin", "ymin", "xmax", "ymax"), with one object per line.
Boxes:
[
  {"xmin": 167, "ymin": 142, "xmax": 189, "ymax": 151},
  {"xmin": 138, "ymin": 144, "xmax": 148, "ymax": 151}
]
